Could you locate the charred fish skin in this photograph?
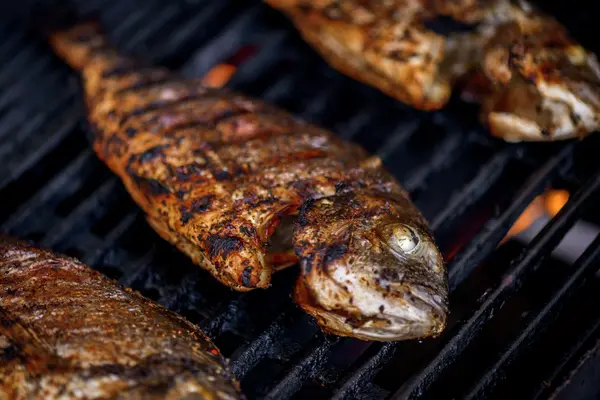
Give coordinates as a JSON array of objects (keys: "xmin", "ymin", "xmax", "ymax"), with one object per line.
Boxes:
[
  {"xmin": 48, "ymin": 22, "xmax": 448, "ymax": 341},
  {"xmin": 0, "ymin": 238, "xmax": 243, "ymax": 400},
  {"xmin": 266, "ymin": 0, "xmax": 600, "ymax": 142}
]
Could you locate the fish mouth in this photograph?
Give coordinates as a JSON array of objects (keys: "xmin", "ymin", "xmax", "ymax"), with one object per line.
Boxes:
[{"xmin": 295, "ymin": 262, "xmax": 448, "ymax": 342}]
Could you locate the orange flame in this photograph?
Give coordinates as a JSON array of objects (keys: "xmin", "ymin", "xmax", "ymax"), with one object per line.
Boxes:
[
  {"xmin": 501, "ymin": 189, "xmax": 570, "ymax": 245},
  {"xmin": 201, "ymin": 64, "xmax": 237, "ymax": 88},
  {"xmin": 544, "ymin": 189, "xmax": 569, "ymax": 217}
]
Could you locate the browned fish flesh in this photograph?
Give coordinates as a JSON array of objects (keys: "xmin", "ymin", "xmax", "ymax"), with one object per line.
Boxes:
[
  {"xmin": 476, "ymin": 1, "xmax": 600, "ymax": 142},
  {"xmin": 48, "ymin": 22, "xmax": 448, "ymax": 341},
  {"xmin": 0, "ymin": 237, "xmax": 243, "ymax": 399},
  {"xmin": 266, "ymin": 0, "xmax": 600, "ymax": 142}
]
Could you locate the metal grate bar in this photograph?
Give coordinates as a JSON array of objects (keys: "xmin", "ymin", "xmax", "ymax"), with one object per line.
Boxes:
[
  {"xmin": 0, "ymin": 111, "xmax": 79, "ymax": 191},
  {"xmin": 109, "ymin": 4, "xmax": 149, "ymax": 40},
  {"xmin": 118, "ymin": 247, "xmax": 158, "ymax": 288},
  {"xmin": 230, "ymin": 315, "xmax": 288, "ymax": 378},
  {"xmin": 297, "ymin": 84, "xmax": 339, "ymax": 121},
  {"xmin": 261, "ymin": 72, "xmax": 300, "ymax": 103},
  {"xmin": 121, "ymin": 5, "xmax": 179, "ymax": 53},
  {"xmin": 447, "ymin": 144, "xmax": 574, "ymax": 291},
  {"xmin": 1, "ymin": 149, "xmax": 95, "ymax": 232},
  {"xmin": 41, "ymin": 178, "xmax": 120, "ymax": 248},
  {"xmin": 375, "ymin": 119, "xmax": 421, "ymax": 161},
  {"xmin": 83, "ymin": 209, "xmax": 140, "ymax": 266},
  {"xmin": 266, "ymin": 337, "xmax": 339, "ymax": 399},
  {"xmin": 393, "ymin": 166, "xmax": 600, "ymax": 399},
  {"xmin": 0, "ymin": 45, "xmax": 38, "ymax": 87},
  {"xmin": 160, "ymin": 2, "xmax": 232, "ymax": 61},
  {"xmin": 337, "ymin": 109, "xmax": 379, "ymax": 141},
  {"xmin": 181, "ymin": 6, "xmax": 261, "ymax": 78},
  {"xmin": 200, "ymin": 296, "xmax": 243, "ymax": 337},
  {"xmin": 533, "ymin": 310, "xmax": 600, "ymax": 399},
  {"xmin": 226, "ymin": 31, "xmax": 291, "ymax": 89},
  {"xmin": 332, "ymin": 342, "xmax": 398, "ymax": 400},
  {"xmin": 465, "ymin": 232, "xmax": 600, "ymax": 398},
  {"xmin": 0, "ymin": 29, "xmax": 24, "ymax": 59},
  {"xmin": 430, "ymin": 148, "xmax": 516, "ymax": 231},
  {"xmin": 403, "ymin": 133, "xmax": 464, "ymax": 193},
  {"xmin": 0, "ymin": 57, "xmax": 52, "ymax": 113},
  {"xmin": 0, "ymin": 91, "xmax": 72, "ymax": 157}
]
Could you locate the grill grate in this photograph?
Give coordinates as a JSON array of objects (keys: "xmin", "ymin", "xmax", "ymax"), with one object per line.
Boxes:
[{"xmin": 2, "ymin": 1, "xmax": 600, "ymax": 399}]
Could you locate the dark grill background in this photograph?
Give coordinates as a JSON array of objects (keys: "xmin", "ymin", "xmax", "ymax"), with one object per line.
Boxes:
[{"xmin": 1, "ymin": 0, "xmax": 600, "ymax": 398}]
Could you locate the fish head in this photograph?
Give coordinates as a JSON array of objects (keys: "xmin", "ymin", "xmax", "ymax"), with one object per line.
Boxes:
[{"xmin": 293, "ymin": 191, "xmax": 448, "ymax": 341}]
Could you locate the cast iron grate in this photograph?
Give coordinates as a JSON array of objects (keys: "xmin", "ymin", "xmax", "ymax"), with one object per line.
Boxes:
[{"xmin": 1, "ymin": 1, "xmax": 600, "ymax": 399}]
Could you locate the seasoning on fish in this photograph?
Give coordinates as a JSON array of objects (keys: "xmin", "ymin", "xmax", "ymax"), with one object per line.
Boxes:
[
  {"xmin": 0, "ymin": 237, "xmax": 243, "ymax": 399},
  {"xmin": 266, "ymin": 0, "xmax": 600, "ymax": 142},
  {"xmin": 48, "ymin": 22, "xmax": 448, "ymax": 341}
]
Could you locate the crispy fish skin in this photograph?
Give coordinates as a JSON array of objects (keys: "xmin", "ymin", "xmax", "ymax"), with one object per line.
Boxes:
[
  {"xmin": 267, "ymin": 0, "xmax": 600, "ymax": 142},
  {"xmin": 48, "ymin": 23, "xmax": 448, "ymax": 341},
  {"xmin": 0, "ymin": 238, "xmax": 242, "ymax": 400}
]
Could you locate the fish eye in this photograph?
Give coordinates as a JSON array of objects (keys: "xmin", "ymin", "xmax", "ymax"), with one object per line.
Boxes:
[{"xmin": 390, "ymin": 225, "xmax": 420, "ymax": 254}]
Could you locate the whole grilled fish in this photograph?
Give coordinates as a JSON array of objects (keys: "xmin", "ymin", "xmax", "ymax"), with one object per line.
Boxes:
[
  {"xmin": 48, "ymin": 22, "xmax": 448, "ymax": 341},
  {"xmin": 266, "ymin": 0, "xmax": 600, "ymax": 142},
  {"xmin": 0, "ymin": 237, "xmax": 242, "ymax": 399}
]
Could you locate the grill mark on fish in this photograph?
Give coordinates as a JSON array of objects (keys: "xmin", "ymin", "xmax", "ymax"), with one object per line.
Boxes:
[
  {"xmin": 116, "ymin": 74, "xmax": 173, "ymax": 94},
  {"xmin": 180, "ymin": 195, "xmax": 215, "ymax": 225},
  {"xmin": 119, "ymin": 93, "xmax": 226, "ymax": 124},
  {"xmin": 126, "ymin": 103, "xmax": 250, "ymax": 136},
  {"xmin": 133, "ymin": 144, "xmax": 169, "ymax": 163},
  {"xmin": 129, "ymin": 174, "xmax": 171, "ymax": 196},
  {"xmin": 206, "ymin": 235, "xmax": 244, "ymax": 259}
]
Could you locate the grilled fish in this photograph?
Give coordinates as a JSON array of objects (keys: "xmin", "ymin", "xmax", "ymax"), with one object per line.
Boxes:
[
  {"xmin": 48, "ymin": 22, "xmax": 448, "ymax": 341},
  {"xmin": 0, "ymin": 237, "xmax": 242, "ymax": 399},
  {"xmin": 267, "ymin": 0, "xmax": 600, "ymax": 142}
]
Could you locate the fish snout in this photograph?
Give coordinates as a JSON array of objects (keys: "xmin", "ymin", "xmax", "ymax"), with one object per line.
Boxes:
[
  {"xmin": 296, "ymin": 256, "xmax": 448, "ymax": 341},
  {"xmin": 338, "ymin": 271, "xmax": 448, "ymax": 341}
]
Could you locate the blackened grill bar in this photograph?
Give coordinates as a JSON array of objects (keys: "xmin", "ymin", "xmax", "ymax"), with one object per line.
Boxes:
[{"xmin": 1, "ymin": 0, "xmax": 600, "ymax": 399}]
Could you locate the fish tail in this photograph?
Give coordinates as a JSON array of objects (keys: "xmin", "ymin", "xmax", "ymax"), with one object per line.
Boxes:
[{"xmin": 48, "ymin": 21, "xmax": 112, "ymax": 71}]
